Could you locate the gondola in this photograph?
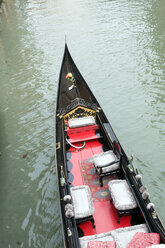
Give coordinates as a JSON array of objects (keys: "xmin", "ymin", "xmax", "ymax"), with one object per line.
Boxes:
[{"xmin": 55, "ymin": 44, "xmax": 165, "ymax": 248}]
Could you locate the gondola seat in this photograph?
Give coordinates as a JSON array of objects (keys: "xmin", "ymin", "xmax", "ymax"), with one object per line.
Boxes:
[
  {"xmin": 108, "ymin": 179, "xmax": 138, "ymax": 223},
  {"xmin": 79, "ymin": 223, "xmax": 148, "ymax": 248},
  {"xmin": 111, "ymin": 224, "xmax": 148, "ymax": 248},
  {"xmin": 79, "ymin": 230, "xmax": 114, "ymax": 248},
  {"xmin": 126, "ymin": 232, "xmax": 160, "ymax": 248},
  {"xmin": 68, "ymin": 116, "xmax": 95, "ymax": 128},
  {"xmin": 66, "ymin": 116, "xmax": 101, "ymax": 144},
  {"xmin": 93, "ymin": 150, "xmax": 120, "ymax": 186},
  {"xmin": 70, "ymin": 185, "xmax": 95, "ymax": 227}
]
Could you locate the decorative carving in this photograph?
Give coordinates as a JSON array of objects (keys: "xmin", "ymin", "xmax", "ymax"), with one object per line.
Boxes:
[
  {"xmin": 58, "ymin": 98, "xmax": 98, "ymax": 115},
  {"xmin": 63, "ymin": 106, "xmax": 96, "ymax": 126}
]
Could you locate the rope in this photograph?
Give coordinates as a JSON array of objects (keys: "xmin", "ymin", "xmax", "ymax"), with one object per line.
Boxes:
[{"xmin": 66, "ymin": 138, "xmax": 85, "ymax": 150}]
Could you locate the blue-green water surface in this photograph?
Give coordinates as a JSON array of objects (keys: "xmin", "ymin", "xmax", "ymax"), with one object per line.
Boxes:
[{"xmin": 0, "ymin": 0, "xmax": 165, "ymax": 247}]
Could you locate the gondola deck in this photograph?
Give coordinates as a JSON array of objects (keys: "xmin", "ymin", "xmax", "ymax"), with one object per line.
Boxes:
[
  {"xmin": 55, "ymin": 44, "xmax": 165, "ymax": 248},
  {"xmin": 66, "ymin": 125, "xmax": 134, "ymax": 235}
]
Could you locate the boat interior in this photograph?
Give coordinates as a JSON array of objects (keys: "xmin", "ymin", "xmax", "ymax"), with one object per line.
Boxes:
[
  {"xmin": 61, "ymin": 104, "xmax": 163, "ymax": 247},
  {"xmin": 56, "ymin": 45, "xmax": 165, "ymax": 247}
]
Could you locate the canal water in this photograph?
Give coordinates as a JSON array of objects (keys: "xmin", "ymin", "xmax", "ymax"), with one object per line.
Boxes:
[{"xmin": 0, "ymin": 0, "xmax": 165, "ymax": 247}]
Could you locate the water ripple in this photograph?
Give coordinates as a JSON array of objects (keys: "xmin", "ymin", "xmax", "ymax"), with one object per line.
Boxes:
[{"xmin": 0, "ymin": 0, "xmax": 165, "ymax": 247}]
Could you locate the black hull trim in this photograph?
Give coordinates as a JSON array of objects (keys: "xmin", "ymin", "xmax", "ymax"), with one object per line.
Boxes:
[{"xmin": 55, "ymin": 44, "xmax": 165, "ymax": 248}]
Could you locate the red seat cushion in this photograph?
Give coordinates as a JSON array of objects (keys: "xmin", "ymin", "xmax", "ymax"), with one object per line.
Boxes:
[
  {"xmin": 126, "ymin": 232, "xmax": 160, "ymax": 248},
  {"xmin": 88, "ymin": 241, "xmax": 116, "ymax": 248}
]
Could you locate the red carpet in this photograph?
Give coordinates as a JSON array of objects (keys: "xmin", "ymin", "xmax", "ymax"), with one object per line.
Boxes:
[{"xmin": 79, "ymin": 158, "xmax": 118, "ymax": 202}]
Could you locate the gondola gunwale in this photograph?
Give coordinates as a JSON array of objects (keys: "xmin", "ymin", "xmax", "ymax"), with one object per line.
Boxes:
[
  {"xmin": 55, "ymin": 44, "xmax": 165, "ymax": 248},
  {"xmin": 55, "ymin": 118, "xmax": 81, "ymax": 248},
  {"xmin": 55, "ymin": 45, "xmax": 81, "ymax": 247}
]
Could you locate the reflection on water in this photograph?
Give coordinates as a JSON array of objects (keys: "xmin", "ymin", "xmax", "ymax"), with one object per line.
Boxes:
[
  {"xmin": 0, "ymin": 1, "xmax": 62, "ymax": 247},
  {"xmin": 136, "ymin": 0, "xmax": 165, "ymax": 137},
  {"xmin": 0, "ymin": 0, "xmax": 165, "ymax": 247}
]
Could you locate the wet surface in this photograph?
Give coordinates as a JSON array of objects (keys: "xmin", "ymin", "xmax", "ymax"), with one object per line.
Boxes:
[{"xmin": 0, "ymin": 0, "xmax": 165, "ymax": 247}]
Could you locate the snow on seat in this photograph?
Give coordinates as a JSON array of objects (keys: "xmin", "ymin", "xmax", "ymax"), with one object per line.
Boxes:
[
  {"xmin": 79, "ymin": 230, "xmax": 114, "ymax": 248},
  {"xmin": 108, "ymin": 180, "xmax": 137, "ymax": 211},
  {"xmin": 70, "ymin": 185, "xmax": 94, "ymax": 219},
  {"xmin": 68, "ymin": 116, "xmax": 95, "ymax": 129},
  {"xmin": 79, "ymin": 224, "xmax": 148, "ymax": 248},
  {"xmin": 93, "ymin": 150, "xmax": 120, "ymax": 186},
  {"xmin": 93, "ymin": 150, "xmax": 120, "ymax": 173},
  {"xmin": 111, "ymin": 224, "xmax": 148, "ymax": 248}
]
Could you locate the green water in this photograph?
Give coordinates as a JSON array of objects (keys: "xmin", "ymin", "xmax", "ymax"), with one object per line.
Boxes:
[{"xmin": 0, "ymin": 0, "xmax": 165, "ymax": 247}]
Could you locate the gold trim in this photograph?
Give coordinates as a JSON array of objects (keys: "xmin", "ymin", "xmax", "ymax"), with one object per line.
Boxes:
[
  {"xmin": 56, "ymin": 142, "xmax": 61, "ymax": 150},
  {"xmin": 152, "ymin": 211, "xmax": 157, "ymax": 219},
  {"xmin": 63, "ymin": 106, "xmax": 96, "ymax": 124},
  {"xmin": 67, "ymin": 227, "xmax": 72, "ymax": 237}
]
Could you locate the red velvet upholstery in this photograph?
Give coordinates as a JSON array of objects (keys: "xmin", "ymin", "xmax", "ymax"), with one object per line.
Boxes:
[{"xmin": 126, "ymin": 232, "xmax": 160, "ymax": 248}]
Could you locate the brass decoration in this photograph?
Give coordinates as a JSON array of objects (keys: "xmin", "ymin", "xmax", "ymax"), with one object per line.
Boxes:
[
  {"xmin": 63, "ymin": 105, "xmax": 96, "ymax": 126},
  {"xmin": 152, "ymin": 211, "xmax": 157, "ymax": 219},
  {"xmin": 58, "ymin": 98, "xmax": 98, "ymax": 115},
  {"xmin": 60, "ymin": 165, "xmax": 66, "ymax": 187},
  {"xmin": 56, "ymin": 142, "xmax": 61, "ymax": 150},
  {"xmin": 67, "ymin": 227, "xmax": 72, "ymax": 237}
]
